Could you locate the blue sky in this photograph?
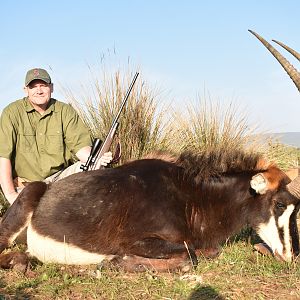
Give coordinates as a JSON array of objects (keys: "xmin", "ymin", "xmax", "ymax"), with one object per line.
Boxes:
[{"xmin": 1, "ymin": 1, "xmax": 300, "ymax": 132}]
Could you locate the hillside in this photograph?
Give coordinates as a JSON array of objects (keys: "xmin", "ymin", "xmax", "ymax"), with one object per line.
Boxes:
[{"xmin": 268, "ymin": 132, "xmax": 300, "ymax": 148}]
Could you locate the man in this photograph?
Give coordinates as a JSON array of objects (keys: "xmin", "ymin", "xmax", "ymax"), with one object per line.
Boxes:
[{"xmin": 0, "ymin": 68, "xmax": 112, "ymax": 204}]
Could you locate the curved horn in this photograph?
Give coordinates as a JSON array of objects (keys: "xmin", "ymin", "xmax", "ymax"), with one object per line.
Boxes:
[
  {"xmin": 272, "ymin": 40, "xmax": 300, "ymax": 62},
  {"xmin": 248, "ymin": 30, "xmax": 300, "ymax": 93},
  {"xmin": 287, "ymin": 176, "xmax": 300, "ymax": 199}
]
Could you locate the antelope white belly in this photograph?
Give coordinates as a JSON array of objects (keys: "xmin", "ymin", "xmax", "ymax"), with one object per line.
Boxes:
[{"xmin": 27, "ymin": 223, "xmax": 115, "ymax": 265}]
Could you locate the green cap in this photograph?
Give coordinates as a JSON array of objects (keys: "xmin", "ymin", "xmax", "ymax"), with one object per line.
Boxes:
[{"xmin": 25, "ymin": 68, "xmax": 51, "ymax": 86}]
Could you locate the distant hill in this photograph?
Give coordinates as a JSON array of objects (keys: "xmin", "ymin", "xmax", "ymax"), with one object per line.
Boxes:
[{"xmin": 265, "ymin": 132, "xmax": 300, "ymax": 148}]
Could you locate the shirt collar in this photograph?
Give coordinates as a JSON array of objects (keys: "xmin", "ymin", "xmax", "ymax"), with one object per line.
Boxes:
[{"xmin": 24, "ymin": 97, "xmax": 58, "ymax": 114}]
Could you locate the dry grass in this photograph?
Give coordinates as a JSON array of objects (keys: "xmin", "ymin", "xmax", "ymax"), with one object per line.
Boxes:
[
  {"xmin": 61, "ymin": 67, "xmax": 298, "ymax": 171},
  {"xmin": 64, "ymin": 69, "xmax": 171, "ymax": 164},
  {"xmin": 168, "ymin": 99, "xmax": 259, "ymax": 156}
]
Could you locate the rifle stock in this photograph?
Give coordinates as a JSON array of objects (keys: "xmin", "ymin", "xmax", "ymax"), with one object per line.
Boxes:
[{"xmin": 81, "ymin": 72, "xmax": 139, "ymax": 171}]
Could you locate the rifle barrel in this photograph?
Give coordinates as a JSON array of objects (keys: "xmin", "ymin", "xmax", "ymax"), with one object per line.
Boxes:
[
  {"xmin": 89, "ymin": 72, "xmax": 139, "ymax": 170},
  {"xmin": 113, "ymin": 72, "xmax": 139, "ymax": 123}
]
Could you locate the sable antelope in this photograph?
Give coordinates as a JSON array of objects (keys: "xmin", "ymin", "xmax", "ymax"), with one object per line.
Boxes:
[{"xmin": 0, "ymin": 149, "xmax": 299, "ymax": 272}]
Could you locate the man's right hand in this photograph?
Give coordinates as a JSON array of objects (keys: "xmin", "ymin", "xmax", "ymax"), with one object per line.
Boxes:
[{"xmin": 0, "ymin": 157, "xmax": 19, "ymax": 205}]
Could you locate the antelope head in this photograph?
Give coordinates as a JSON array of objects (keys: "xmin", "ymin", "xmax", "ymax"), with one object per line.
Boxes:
[{"xmin": 249, "ymin": 30, "xmax": 300, "ymax": 259}]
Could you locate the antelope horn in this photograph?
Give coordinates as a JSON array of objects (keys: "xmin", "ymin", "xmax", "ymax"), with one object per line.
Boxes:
[
  {"xmin": 287, "ymin": 176, "xmax": 300, "ymax": 199},
  {"xmin": 248, "ymin": 30, "xmax": 300, "ymax": 93},
  {"xmin": 272, "ymin": 40, "xmax": 300, "ymax": 62}
]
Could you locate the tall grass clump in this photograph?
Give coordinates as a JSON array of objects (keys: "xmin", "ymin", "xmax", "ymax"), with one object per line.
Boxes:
[
  {"xmin": 167, "ymin": 96, "xmax": 298, "ymax": 171},
  {"xmin": 168, "ymin": 97, "xmax": 259, "ymax": 156},
  {"xmin": 64, "ymin": 69, "xmax": 171, "ymax": 164}
]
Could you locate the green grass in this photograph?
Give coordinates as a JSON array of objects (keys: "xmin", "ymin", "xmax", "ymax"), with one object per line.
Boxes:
[{"xmin": 0, "ymin": 240, "xmax": 299, "ymax": 299}]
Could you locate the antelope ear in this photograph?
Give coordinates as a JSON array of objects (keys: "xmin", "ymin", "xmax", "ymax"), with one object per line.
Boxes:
[{"xmin": 250, "ymin": 173, "xmax": 268, "ymax": 194}]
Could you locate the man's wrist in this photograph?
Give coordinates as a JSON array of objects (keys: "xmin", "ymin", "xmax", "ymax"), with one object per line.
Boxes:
[
  {"xmin": 5, "ymin": 189, "xmax": 17, "ymax": 195},
  {"xmin": 4, "ymin": 190, "xmax": 18, "ymax": 198},
  {"xmin": 4, "ymin": 190, "xmax": 19, "ymax": 205},
  {"xmin": 7, "ymin": 190, "xmax": 17, "ymax": 194}
]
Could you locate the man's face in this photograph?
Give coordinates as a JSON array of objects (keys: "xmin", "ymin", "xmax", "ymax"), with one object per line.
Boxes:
[{"xmin": 24, "ymin": 79, "xmax": 53, "ymax": 112}]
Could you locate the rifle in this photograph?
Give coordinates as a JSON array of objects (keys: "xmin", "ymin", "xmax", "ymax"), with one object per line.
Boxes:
[{"xmin": 81, "ymin": 72, "xmax": 139, "ymax": 171}]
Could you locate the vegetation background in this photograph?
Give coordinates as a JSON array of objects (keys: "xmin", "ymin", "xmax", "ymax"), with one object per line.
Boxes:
[{"xmin": 0, "ymin": 69, "xmax": 299, "ymax": 299}]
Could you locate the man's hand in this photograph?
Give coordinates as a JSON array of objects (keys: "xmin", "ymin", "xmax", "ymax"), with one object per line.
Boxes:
[
  {"xmin": 99, "ymin": 152, "xmax": 113, "ymax": 167},
  {"xmin": 0, "ymin": 157, "xmax": 19, "ymax": 205}
]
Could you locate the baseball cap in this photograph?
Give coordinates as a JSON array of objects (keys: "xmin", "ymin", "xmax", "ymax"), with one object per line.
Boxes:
[{"xmin": 25, "ymin": 68, "xmax": 51, "ymax": 86}]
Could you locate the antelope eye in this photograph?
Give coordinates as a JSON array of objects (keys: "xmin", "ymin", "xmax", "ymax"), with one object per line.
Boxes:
[{"xmin": 275, "ymin": 202, "xmax": 286, "ymax": 210}]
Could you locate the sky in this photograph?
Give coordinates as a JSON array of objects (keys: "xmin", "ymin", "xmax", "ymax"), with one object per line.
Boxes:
[{"xmin": 0, "ymin": 1, "xmax": 300, "ymax": 133}]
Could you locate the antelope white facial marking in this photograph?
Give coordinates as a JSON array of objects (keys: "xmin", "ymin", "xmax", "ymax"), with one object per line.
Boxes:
[
  {"xmin": 27, "ymin": 223, "xmax": 115, "ymax": 264},
  {"xmin": 257, "ymin": 216, "xmax": 282, "ymax": 256},
  {"xmin": 278, "ymin": 204, "xmax": 295, "ymax": 261},
  {"xmin": 256, "ymin": 204, "xmax": 295, "ymax": 261}
]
